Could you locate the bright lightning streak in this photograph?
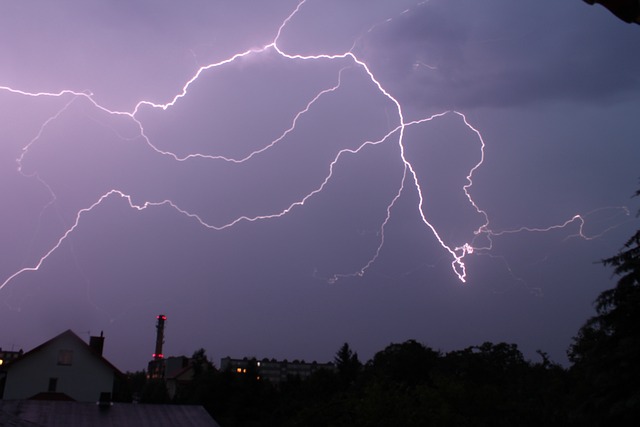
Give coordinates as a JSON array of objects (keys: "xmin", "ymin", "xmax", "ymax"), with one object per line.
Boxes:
[
  {"xmin": 139, "ymin": 69, "xmax": 347, "ymax": 163},
  {"xmin": 0, "ymin": 0, "xmax": 632, "ymax": 292},
  {"xmin": 483, "ymin": 207, "xmax": 631, "ymax": 241}
]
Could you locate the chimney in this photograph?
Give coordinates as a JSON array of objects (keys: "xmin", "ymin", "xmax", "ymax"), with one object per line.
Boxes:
[
  {"xmin": 148, "ymin": 315, "xmax": 167, "ymax": 379},
  {"xmin": 89, "ymin": 331, "xmax": 105, "ymax": 356},
  {"xmin": 153, "ymin": 314, "xmax": 166, "ymax": 360},
  {"xmin": 97, "ymin": 391, "xmax": 112, "ymax": 410}
]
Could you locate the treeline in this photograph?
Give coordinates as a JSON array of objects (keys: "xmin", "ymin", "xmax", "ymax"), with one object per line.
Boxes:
[
  {"xmin": 121, "ymin": 334, "xmax": 635, "ymax": 426},
  {"xmin": 120, "ymin": 214, "xmax": 640, "ymax": 426},
  {"xmin": 122, "ymin": 340, "xmax": 573, "ymax": 426}
]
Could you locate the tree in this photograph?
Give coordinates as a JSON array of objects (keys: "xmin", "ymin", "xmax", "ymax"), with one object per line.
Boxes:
[
  {"xmin": 334, "ymin": 342, "xmax": 361, "ymax": 385},
  {"xmin": 114, "ymin": 370, "xmax": 146, "ymax": 402},
  {"xmin": 368, "ymin": 340, "xmax": 439, "ymax": 387},
  {"xmin": 569, "ymin": 192, "xmax": 640, "ymax": 425},
  {"xmin": 191, "ymin": 347, "xmax": 214, "ymax": 376}
]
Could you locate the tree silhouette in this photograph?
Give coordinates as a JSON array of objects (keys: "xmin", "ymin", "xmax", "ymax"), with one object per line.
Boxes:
[
  {"xmin": 569, "ymin": 190, "xmax": 640, "ymax": 425},
  {"xmin": 334, "ymin": 342, "xmax": 361, "ymax": 385},
  {"xmin": 368, "ymin": 339, "xmax": 439, "ymax": 387}
]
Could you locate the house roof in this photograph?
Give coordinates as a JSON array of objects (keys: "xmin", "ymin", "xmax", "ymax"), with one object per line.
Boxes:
[
  {"xmin": 0, "ymin": 408, "xmax": 43, "ymax": 427},
  {"xmin": 166, "ymin": 363, "xmax": 195, "ymax": 381},
  {"xmin": 0, "ymin": 400, "xmax": 220, "ymax": 427},
  {"xmin": 3, "ymin": 330, "xmax": 123, "ymax": 377}
]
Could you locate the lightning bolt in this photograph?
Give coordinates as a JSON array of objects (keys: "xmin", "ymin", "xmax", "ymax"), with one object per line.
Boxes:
[{"xmin": 0, "ymin": 0, "xmax": 632, "ymax": 293}]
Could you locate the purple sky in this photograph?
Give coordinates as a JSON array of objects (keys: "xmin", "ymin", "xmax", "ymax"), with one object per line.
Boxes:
[{"xmin": 1, "ymin": 0, "xmax": 639, "ymax": 373}]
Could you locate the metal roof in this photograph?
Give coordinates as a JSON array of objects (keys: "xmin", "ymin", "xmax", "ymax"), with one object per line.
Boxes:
[
  {"xmin": 0, "ymin": 408, "xmax": 44, "ymax": 427},
  {"xmin": 0, "ymin": 400, "xmax": 220, "ymax": 427}
]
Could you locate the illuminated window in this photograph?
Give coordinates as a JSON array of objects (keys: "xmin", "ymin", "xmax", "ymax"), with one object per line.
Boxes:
[
  {"xmin": 57, "ymin": 349, "xmax": 73, "ymax": 366},
  {"xmin": 236, "ymin": 368, "xmax": 242, "ymax": 373}
]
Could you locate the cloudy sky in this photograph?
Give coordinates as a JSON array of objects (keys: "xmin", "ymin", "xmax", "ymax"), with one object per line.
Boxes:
[{"xmin": 1, "ymin": 0, "xmax": 639, "ymax": 372}]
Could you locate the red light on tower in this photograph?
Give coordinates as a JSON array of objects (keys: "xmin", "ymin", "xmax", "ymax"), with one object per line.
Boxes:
[
  {"xmin": 148, "ymin": 314, "xmax": 168, "ymax": 380},
  {"xmin": 154, "ymin": 314, "xmax": 166, "ymax": 361}
]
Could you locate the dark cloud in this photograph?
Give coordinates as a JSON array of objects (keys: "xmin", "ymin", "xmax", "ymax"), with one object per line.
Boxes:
[{"xmin": 362, "ymin": 0, "xmax": 640, "ymax": 109}]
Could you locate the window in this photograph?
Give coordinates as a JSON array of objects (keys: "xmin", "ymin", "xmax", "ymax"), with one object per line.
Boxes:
[
  {"xmin": 48, "ymin": 377, "xmax": 58, "ymax": 392},
  {"xmin": 57, "ymin": 349, "xmax": 73, "ymax": 366}
]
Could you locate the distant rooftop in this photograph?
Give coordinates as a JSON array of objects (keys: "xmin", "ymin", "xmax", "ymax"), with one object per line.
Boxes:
[{"xmin": 0, "ymin": 400, "xmax": 220, "ymax": 427}]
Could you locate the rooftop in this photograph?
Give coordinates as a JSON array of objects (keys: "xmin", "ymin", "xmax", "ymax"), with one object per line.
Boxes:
[{"xmin": 0, "ymin": 400, "xmax": 220, "ymax": 427}]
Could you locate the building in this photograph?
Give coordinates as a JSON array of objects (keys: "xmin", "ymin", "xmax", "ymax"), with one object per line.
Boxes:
[
  {"xmin": 0, "ymin": 347, "xmax": 24, "ymax": 366},
  {"xmin": 0, "ymin": 347, "xmax": 24, "ymax": 398},
  {"xmin": 221, "ymin": 356, "xmax": 336, "ymax": 384},
  {"xmin": 1, "ymin": 330, "xmax": 122, "ymax": 402},
  {"xmin": 163, "ymin": 356, "xmax": 193, "ymax": 400}
]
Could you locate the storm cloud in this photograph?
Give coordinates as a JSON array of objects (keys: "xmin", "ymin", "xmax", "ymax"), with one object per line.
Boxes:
[{"xmin": 1, "ymin": 0, "xmax": 639, "ymax": 373}]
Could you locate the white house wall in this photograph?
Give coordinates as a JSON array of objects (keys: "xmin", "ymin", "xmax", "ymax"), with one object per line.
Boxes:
[{"xmin": 3, "ymin": 334, "xmax": 115, "ymax": 402}]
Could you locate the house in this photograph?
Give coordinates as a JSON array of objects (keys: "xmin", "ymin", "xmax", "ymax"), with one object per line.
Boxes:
[
  {"xmin": 150, "ymin": 355, "xmax": 214, "ymax": 400},
  {"xmin": 164, "ymin": 357, "xmax": 196, "ymax": 401},
  {"xmin": 1, "ymin": 330, "xmax": 122, "ymax": 402}
]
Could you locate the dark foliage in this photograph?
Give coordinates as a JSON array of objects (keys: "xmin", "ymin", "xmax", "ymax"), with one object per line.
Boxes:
[
  {"xmin": 334, "ymin": 342, "xmax": 362, "ymax": 386},
  {"xmin": 569, "ymin": 194, "xmax": 640, "ymax": 426},
  {"xmin": 118, "ymin": 339, "xmax": 574, "ymax": 426},
  {"xmin": 113, "ymin": 340, "xmax": 568, "ymax": 427}
]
